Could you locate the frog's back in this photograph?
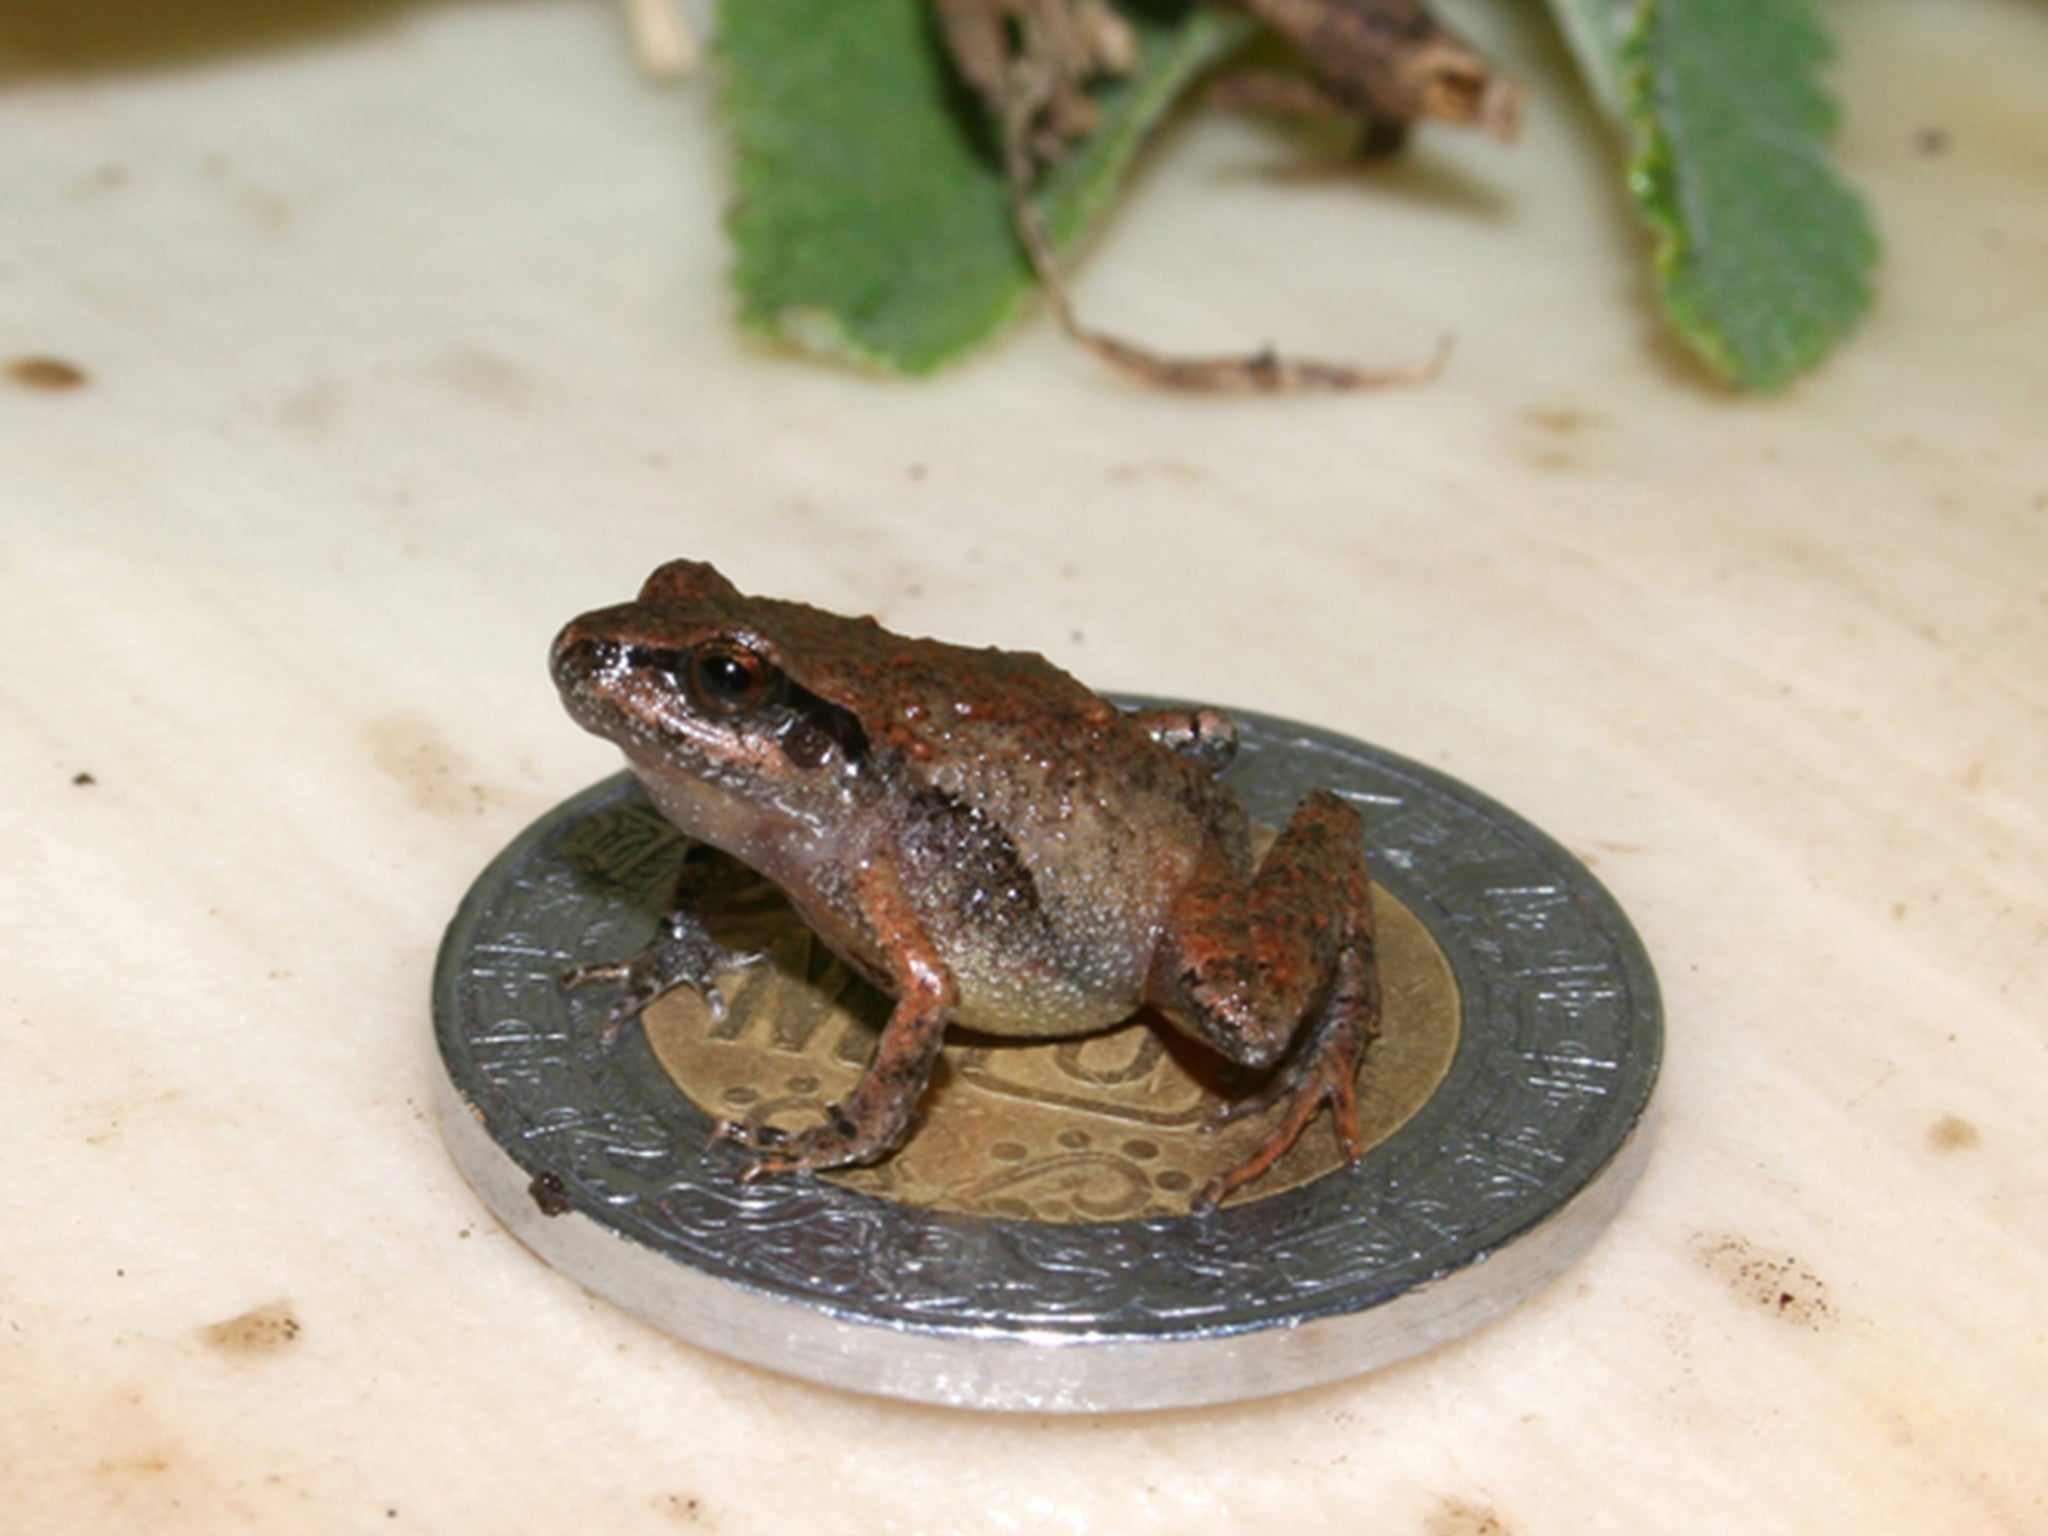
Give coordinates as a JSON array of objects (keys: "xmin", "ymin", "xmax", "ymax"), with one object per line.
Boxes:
[{"xmin": 740, "ymin": 596, "xmax": 1121, "ymax": 759}]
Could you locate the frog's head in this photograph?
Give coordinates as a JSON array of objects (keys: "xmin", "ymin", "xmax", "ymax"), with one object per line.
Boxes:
[{"xmin": 550, "ymin": 560, "xmax": 872, "ymax": 863}]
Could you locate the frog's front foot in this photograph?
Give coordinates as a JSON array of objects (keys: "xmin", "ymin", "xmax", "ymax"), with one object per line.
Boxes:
[
  {"xmin": 562, "ymin": 907, "xmax": 759, "ymax": 1047},
  {"xmin": 712, "ymin": 1104, "xmax": 906, "ymax": 1180}
]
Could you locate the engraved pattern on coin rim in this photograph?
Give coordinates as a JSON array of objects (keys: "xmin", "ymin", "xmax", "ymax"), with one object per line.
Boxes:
[{"xmin": 435, "ymin": 705, "xmax": 1662, "ymax": 1340}]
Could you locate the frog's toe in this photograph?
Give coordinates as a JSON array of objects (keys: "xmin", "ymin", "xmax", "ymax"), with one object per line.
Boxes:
[
  {"xmin": 697, "ymin": 950, "xmax": 764, "ymax": 1023},
  {"xmin": 710, "ymin": 1117, "xmax": 786, "ymax": 1152},
  {"xmin": 1195, "ymin": 1021, "xmax": 1365, "ymax": 1211},
  {"xmin": 727, "ymin": 1106, "xmax": 903, "ymax": 1179},
  {"xmin": 559, "ymin": 958, "xmax": 663, "ymax": 1045},
  {"xmin": 735, "ymin": 1149, "xmax": 802, "ymax": 1185},
  {"xmin": 560, "ymin": 957, "xmax": 631, "ymax": 990},
  {"xmin": 1202, "ymin": 1077, "xmax": 1291, "ymax": 1133},
  {"xmin": 716, "ymin": 1117, "xmax": 882, "ymax": 1185},
  {"xmin": 598, "ymin": 992, "xmax": 648, "ymax": 1047}
]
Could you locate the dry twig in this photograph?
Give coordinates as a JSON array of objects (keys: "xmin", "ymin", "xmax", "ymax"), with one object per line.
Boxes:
[{"xmin": 936, "ymin": 0, "xmax": 1509, "ymax": 392}]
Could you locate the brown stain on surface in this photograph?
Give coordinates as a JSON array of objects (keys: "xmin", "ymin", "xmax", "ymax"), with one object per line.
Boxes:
[
  {"xmin": 1522, "ymin": 446, "xmax": 1578, "ymax": 474},
  {"xmin": 427, "ymin": 345, "xmax": 535, "ymax": 408},
  {"xmin": 234, "ymin": 181, "xmax": 295, "ymax": 234},
  {"xmin": 1, "ymin": 0, "xmax": 415, "ymax": 73},
  {"xmin": 1521, "ymin": 405, "xmax": 1603, "ymax": 437},
  {"xmin": 1928, "ymin": 1114, "xmax": 1980, "ymax": 1152},
  {"xmin": 1515, "ymin": 405, "xmax": 1611, "ymax": 475},
  {"xmin": 97, "ymin": 1451, "xmax": 175, "ymax": 1477},
  {"xmin": 200, "ymin": 1301, "xmax": 300, "ymax": 1356},
  {"xmin": 1692, "ymin": 1233, "xmax": 1835, "ymax": 1329},
  {"xmin": 363, "ymin": 712, "xmax": 507, "ymax": 820},
  {"xmin": 1426, "ymin": 1497, "xmax": 1515, "ymax": 1536},
  {"xmin": 9, "ymin": 355, "xmax": 89, "ymax": 391},
  {"xmin": 278, "ymin": 377, "xmax": 345, "ymax": 435}
]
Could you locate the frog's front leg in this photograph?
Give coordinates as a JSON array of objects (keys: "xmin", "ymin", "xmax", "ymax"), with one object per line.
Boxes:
[
  {"xmin": 562, "ymin": 848, "xmax": 759, "ymax": 1046},
  {"xmin": 1147, "ymin": 789, "xmax": 1380, "ymax": 1209},
  {"xmin": 721, "ymin": 861, "xmax": 957, "ymax": 1176}
]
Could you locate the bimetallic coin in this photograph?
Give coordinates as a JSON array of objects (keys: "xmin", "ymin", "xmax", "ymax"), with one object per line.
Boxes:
[{"xmin": 433, "ymin": 706, "xmax": 1661, "ymax": 1412}]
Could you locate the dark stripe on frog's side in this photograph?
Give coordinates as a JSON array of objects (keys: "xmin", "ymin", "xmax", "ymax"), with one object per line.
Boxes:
[{"xmin": 894, "ymin": 786, "xmax": 1048, "ymax": 952}]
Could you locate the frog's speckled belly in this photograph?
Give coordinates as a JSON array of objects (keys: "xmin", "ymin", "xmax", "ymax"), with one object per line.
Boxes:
[
  {"xmin": 944, "ymin": 944, "xmax": 1150, "ymax": 1039},
  {"xmin": 784, "ymin": 868, "xmax": 1158, "ymax": 1040}
]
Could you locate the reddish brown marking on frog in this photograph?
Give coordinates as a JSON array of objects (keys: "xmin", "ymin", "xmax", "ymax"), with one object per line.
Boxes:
[{"xmin": 552, "ymin": 559, "xmax": 1380, "ymax": 1208}]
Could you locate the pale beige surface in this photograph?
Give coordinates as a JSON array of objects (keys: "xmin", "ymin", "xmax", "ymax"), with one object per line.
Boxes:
[{"xmin": 2, "ymin": 1, "xmax": 2043, "ymax": 1532}]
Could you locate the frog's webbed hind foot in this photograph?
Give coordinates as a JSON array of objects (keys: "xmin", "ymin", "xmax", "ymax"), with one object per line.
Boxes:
[
  {"xmin": 562, "ymin": 906, "xmax": 759, "ymax": 1047},
  {"xmin": 1151, "ymin": 786, "xmax": 1382, "ymax": 1211},
  {"xmin": 1198, "ymin": 1016, "xmax": 1367, "ymax": 1212}
]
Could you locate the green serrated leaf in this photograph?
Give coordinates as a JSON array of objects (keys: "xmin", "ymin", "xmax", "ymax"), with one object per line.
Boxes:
[
  {"xmin": 1550, "ymin": 0, "xmax": 1877, "ymax": 392},
  {"xmin": 1628, "ymin": 0, "xmax": 1878, "ymax": 391},
  {"xmin": 718, "ymin": 0, "xmax": 1250, "ymax": 375}
]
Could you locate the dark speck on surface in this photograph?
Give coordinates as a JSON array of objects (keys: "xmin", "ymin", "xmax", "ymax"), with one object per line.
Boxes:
[
  {"xmin": 529, "ymin": 1170, "xmax": 571, "ymax": 1217},
  {"xmin": 9, "ymin": 355, "xmax": 89, "ymax": 391}
]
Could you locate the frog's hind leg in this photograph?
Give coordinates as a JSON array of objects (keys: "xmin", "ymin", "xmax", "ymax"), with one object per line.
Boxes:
[
  {"xmin": 1198, "ymin": 920, "xmax": 1378, "ymax": 1210},
  {"xmin": 1148, "ymin": 788, "xmax": 1381, "ymax": 1208}
]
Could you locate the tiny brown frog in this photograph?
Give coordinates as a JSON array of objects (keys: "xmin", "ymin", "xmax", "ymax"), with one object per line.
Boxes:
[{"xmin": 551, "ymin": 560, "xmax": 1379, "ymax": 1208}]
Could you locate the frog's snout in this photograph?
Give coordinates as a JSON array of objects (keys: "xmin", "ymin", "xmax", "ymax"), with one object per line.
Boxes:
[
  {"xmin": 548, "ymin": 622, "xmax": 599, "ymax": 693},
  {"xmin": 552, "ymin": 616, "xmax": 640, "ymax": 706}
]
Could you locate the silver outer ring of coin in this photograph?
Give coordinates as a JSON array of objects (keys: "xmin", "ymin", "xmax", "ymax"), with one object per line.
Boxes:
[{"xmin": 433, "ymin": 703, "xmax": 1662, "ymax": 1414}]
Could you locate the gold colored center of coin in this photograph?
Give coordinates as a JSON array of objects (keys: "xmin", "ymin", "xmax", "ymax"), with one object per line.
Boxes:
[{"xmin": 643, "ymin": 877, "xmax": 1459, "ymax": 1222}]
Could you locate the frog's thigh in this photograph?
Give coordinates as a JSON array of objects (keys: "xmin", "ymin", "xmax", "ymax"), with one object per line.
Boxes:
[{"xmin": 1150, "ymin": 790, "xmax": 1372, "ymax": 1069}]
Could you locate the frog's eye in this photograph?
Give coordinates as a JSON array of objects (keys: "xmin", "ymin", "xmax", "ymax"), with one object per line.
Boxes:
[{"xmin": 686, "ymin": 642, "xmax": 781, "ymax": 716}]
